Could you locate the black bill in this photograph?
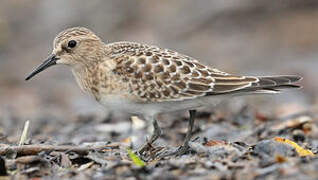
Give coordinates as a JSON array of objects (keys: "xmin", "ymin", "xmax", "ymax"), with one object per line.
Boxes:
[{"xmin": 25, "ymin": 54, "xmax": 59, "ymax": 81}]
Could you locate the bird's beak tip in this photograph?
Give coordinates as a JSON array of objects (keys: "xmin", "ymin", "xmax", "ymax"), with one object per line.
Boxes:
[
  {"xmin": 25, "ymin": 54, "xmax": 58, "ymax": 81},
  {"xmin": 25, "ymin": 76, "xmax": 31, "ymax": 81}
]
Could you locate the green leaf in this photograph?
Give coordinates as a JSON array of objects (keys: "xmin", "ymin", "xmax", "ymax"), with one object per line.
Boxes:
[{"xmin": 127, "ymin": 148, "xmax": 145, "ymax": 167}]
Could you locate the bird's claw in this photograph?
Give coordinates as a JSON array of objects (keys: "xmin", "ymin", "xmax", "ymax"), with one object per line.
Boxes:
[{"xmin": 157, "ymin": 145, "xmax": 190, "ymax": 159}]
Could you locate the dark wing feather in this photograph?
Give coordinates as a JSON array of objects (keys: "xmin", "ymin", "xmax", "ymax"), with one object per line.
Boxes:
[
  {"xmin": 208, "ymin": 75, "xmax": 302, "ymax": 95},
  {"xmin": 243, "ymin": 75, "xmax": 302, "ymax": 92},
  {"xmin": 210, "ymin": 75, "xmax": 258, "ymax": 93}
]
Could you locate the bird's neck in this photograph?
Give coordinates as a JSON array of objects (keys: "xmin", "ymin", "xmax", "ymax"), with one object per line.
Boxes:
[{"xmin": 71, "ymin": 64, "xmax": 100, "ymax": 100}]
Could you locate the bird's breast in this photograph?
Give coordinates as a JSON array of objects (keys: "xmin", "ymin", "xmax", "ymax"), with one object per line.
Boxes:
[{"xmin": 72, "ymin": 65, "xmax": 132, "ymax": 102}]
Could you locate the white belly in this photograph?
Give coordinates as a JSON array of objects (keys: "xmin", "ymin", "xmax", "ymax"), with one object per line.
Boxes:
[{"xmin": 99, "ymin": 94, "xmax": 227, "ymax": 117}]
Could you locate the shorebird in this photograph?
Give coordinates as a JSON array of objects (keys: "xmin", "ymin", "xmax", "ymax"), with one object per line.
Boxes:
[{"xmin": 25, "ymin": 27, "xmax": 301, "ymax": 156}]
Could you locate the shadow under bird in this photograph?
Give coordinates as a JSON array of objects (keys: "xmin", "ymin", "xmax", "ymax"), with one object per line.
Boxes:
[{"xmin": 25, "ymin": 27, "xmax": 302, "ymax": 156}]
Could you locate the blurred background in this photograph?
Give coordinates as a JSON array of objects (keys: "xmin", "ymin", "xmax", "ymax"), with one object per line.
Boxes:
[{"xmin": 0, "ymin": 0, "xmax": 317, "ymax": 144}]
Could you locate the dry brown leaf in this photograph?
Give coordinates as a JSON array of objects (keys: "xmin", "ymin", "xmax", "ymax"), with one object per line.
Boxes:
[{"xmin": 204, "ymin": 139, "xmax": 227, "ymax": 146}]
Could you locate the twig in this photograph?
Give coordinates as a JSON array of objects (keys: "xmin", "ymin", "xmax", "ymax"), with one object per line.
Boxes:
[
  {"xmin": 0, "ymin": 143, "xmax": 120, "ymax": 156},
  {"xmin": 19, "ymin": 120, "xmax": 30, "ymax": 146}
]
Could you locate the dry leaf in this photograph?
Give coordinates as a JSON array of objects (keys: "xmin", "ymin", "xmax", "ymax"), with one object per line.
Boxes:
[
  {"xmin": 204, "ymin": 139, "xmax": 227, "ymax": 146},
  {"xmin": 275, "ymin": 154, "xmax": 287, "ymax": 163},
  {"xmin": 274, "ymin": 137, "xmax": 314, "ymax": 157}
]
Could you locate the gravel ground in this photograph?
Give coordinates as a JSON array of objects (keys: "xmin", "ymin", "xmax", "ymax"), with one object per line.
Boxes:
[{"xmin": 0, "ymin": 103, "xmax": 317, "ymax": 179}]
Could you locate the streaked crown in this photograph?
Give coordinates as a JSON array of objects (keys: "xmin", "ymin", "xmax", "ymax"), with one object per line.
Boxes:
[{"xmin": 53, "ymin": 27, "xmax": 104, "ymax": 66}]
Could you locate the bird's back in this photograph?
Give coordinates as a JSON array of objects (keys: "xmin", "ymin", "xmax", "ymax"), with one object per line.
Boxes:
[{"xmin": 105, "ymin": 42, "xmax": 301, "ymax": 100}]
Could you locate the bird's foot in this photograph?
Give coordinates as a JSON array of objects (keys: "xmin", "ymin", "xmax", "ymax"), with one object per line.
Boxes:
[
  {"xmin": 136, "ymin": 142, "xmax": 165, "ymax": 161},
  {"xmin": 158, "ymin": 144, "xmax": 190, "ymax": 159},
  {"xmin": 174, "ymin": 145, "xmax": 190, "ymax": 156},
  {"xmin": 138, "ymin": 141, "xmax": 153, "ymax": 155}
]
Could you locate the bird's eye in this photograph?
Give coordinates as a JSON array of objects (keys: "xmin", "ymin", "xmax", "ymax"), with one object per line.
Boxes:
[{"xmin": 67, "ymin": 40, "xmax": 77, "ymax": 48}]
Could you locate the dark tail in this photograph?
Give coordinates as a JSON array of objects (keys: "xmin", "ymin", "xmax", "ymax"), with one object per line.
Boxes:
[{"xmin": 242, "ymin": 75, "xmax": 302, "ymax": 93}]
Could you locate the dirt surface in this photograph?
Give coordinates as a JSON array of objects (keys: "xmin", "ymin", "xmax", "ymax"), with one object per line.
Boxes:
[
  {"xmin": 1, "ymin": 107, "xmax": 318, "ymax": 179},
  {"xmin": 0, "ymin": 1, "xmax": 318, "ymax": 179}
]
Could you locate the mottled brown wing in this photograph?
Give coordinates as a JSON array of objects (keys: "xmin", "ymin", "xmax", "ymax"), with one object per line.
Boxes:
[{"xmin": 107, "ymin": 41, "xmax": 259, "ymax": 102}]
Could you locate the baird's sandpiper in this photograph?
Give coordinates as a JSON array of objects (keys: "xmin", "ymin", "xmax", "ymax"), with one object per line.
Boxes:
[{"xmin": 25, "ymin": 27, "xmax": 302, "ymax": 156}]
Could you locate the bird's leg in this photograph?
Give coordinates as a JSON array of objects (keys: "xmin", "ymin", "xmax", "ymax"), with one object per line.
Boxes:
[
  {"xmin": 138, "ymin": 117, "xmax": 162, "ymax": 155},
  {"xmin": 160, "ymin": 110, "xmax": 196, "ymax": 157},
  {"xmin": 174, "ymin": 109, "xmax": 196, "ymax": 156}
]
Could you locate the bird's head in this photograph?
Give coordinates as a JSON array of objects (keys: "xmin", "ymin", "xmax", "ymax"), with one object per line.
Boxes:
[{"xmin": 25, "ymin": 27, "xmax": 104, "ymax": 80}]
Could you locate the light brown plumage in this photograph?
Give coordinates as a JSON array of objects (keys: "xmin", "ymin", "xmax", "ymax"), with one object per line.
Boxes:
[
  {"xmin": 27, "ymin": 27, "xmax": 302, "ymax": 103},
  {"xmin": 26, "ymin": 26, "xmax": 302, "ymax": 112},
  {"xmin": 25, "ymin": 27, "xmax": 302, "ymax": 156}
]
